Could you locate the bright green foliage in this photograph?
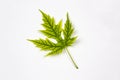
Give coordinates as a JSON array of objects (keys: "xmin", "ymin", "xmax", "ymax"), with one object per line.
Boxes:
[
  {"xmin": 28, "ymin": 10, "xmax": 77, "ymax": 56},
  {"xmin": 28, "ymin": 10, "xmax": 78, "ymax": 69}
]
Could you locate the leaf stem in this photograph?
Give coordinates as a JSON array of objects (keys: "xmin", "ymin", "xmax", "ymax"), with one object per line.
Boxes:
[{"xmin": 65, "ymin": 48, "xmax": 79, "ymax": 69}]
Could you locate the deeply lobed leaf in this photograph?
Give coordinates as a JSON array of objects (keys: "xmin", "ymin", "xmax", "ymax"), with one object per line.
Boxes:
[{"xmin": 28, "ymin": 10, "xmax": 77, "ymax": 56}]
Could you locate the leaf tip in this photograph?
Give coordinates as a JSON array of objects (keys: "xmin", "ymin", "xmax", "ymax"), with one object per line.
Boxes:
[
  {"xmin": 27, "ymin": 39, "xmax": 31, "ymax": 41},
  {"xmin": 38, "ymin": 9, "xmax": 42, "ymax": 13},
  {"xmin": 44, "ymin": 54, "xmax": 49, "ymax": 57},
  {"xmin": 66, "ymin": 12, "xmax": 69, "ymax": 19},
  {"xmin": 38, "ymin": 9, "xmax": 45, "ymax": 15},
  {"xmin": 44, "ymin": 53, "xmax": 52, "ymax": 57}
]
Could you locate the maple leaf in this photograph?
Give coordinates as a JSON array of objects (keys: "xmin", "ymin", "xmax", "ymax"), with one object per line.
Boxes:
[{"xmin": 28, "ymin": 10, "xmax": 78, "ymax": 69}]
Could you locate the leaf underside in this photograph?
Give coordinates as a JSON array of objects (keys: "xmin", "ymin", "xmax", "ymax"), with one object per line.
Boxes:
[{"xmin": 28, "ymin": 10, "xmax": 77, "ymax": 56}]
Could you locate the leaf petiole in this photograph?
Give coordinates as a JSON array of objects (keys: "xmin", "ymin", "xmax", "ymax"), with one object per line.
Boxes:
[{"xmin": 65, "ymin": 48, "xmax": 79, "ymax": 69}]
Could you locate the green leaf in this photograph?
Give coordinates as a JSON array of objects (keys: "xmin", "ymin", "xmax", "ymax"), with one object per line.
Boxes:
[{"xmin": 28, "ymin": 10, "xmax": 79, "ymax": 69}]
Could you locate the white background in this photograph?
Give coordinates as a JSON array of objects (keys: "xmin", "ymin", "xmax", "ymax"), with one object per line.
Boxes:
[{"xmin": 0, "ymin": 0, "xmax": 120, "ymax": 80}]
